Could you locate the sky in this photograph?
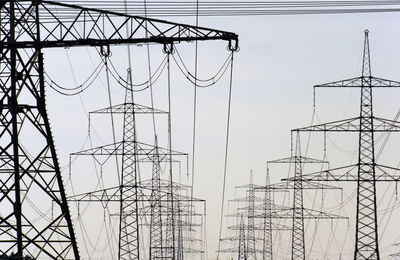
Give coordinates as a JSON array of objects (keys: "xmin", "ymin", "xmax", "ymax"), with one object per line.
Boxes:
[{"xmin": 39, "ymin": 4, "xmax": 400, "ymax": 259}]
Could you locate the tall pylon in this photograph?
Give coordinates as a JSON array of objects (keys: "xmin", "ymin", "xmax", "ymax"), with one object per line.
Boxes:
[
  {"xmin": 286, "ymin": 30, "xmax": 400, "ymax": 260},
  {"xmin": 118, "ymin": 72, "xmax": 140, "ymax": 260},
  {"xmin": 291, "ymin": 133, "xmax": 305, "ymax": 260},
  {"xmin": 355, "ymin": 29, "xmax": 378, "ymax": 260}
]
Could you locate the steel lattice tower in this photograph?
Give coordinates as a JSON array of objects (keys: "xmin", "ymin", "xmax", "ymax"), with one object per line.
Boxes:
[
  {"xmin": 238, "ymin": 215, "xmax": 248, "ymax": 260},
  {"xmin": 119, "ymin": 72, "xmax": 140, "ymax": 260},
  {"xmin": 355, "ymin": 29, "xmax": 378, "ymax": 260},
  {"xmin": 265, "ymin": 137, "xmax": 345, "ymax": 260},
  {"xmin": 149, "ymin": 144, "xmax": 164, "ymax": 259},
  {"xmin": 247, "ymin": 173, "xmax": 257, "ymax": 260},
  {"xmin": 255, "ymin": 167, "xmax": 340, "ymax": 260},
  {"xmin": 291, "ymin": 133, "xmax": 306, "ymax": 260},
  {"xmin": 286, "ymin": 30, "xmax": 400, "ymax": 260},
  {"xmin": 262, "ymin": 170, "xmax": 273, "ymax": 260},
  {"xmin": 0, "ymin": 1, "xmax": 79, "ymax": 258}
]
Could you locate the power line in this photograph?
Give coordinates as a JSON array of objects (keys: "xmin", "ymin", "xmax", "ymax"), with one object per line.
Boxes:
[{"xmin": 51, "ymin": 0, "xmax": 400, "ymax": 17}]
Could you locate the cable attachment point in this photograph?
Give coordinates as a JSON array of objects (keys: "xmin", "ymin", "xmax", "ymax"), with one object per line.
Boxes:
[
  {"xmin": 228, "ymin": 39, "xmax": 239, "ymax": 52},
  {"xmin": 100, "ymin": 45, "xmax": 111, "ymax": 57},
  {"xmin": 163, "ymin": 43, "xmax": 174, "ymax": 54}
]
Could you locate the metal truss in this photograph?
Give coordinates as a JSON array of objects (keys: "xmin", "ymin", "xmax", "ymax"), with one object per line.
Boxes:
[
  {"xmin": 1, "ymin": 1, "xmax": 239, "ymax": 50},
  {"xmin": 266, "ymin": 133, "xmax": 344, "ymax": 260},
  {"xmin": 285, "ymin": 30, "xmax": 400, "ymax": 260},
  {"xmin": 238, "ymin": 215, "xmax": 248, "ymax": 260}
]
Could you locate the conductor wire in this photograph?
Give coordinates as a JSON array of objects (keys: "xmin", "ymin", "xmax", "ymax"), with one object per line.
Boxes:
[
  {"xmin": 103, "ymin": 53, "xmax": 121, "ymax": 186},
  {"xmin": 216, "ymin": 50, "xmax": 235, "ymax": 259},
  {"xmin": 189, "ymin": 0, "xmax": 200, "ymax": 255}
]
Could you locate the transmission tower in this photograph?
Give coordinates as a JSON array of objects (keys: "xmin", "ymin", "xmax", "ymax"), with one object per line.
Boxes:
[
  {"xmin": 238, "ymin": 215, "xmax": 248, "ymax": 260},
  {"xmin": 149, "ymin": 144, "xmax": 165, "ymax": 259},
  {"xmin": 284, "ymin": 30, "xmax": 400, "ymax": 260},
  {"xmin": 221, "ymin": 174, "xmax": 292, "ymax": 260},
  {"xmin": 0, "ymin": 0, "xmax": 237, "ymax": 258},
  {"xmin": 261, "ymin": 133, "xmax": 345, "ymax": 260},
  {"xmin": 234, "ymin": 172, "xmax": 258, "ymax": 260},
  {"xmin": 262, "ymin": 170, "xmax": 273, "ymax": 260}
]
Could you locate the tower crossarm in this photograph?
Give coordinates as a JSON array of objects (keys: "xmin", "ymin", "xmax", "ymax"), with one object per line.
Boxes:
[
  {"xmin": 229, "ymin": 196, "xmax": 265, "ymax": 203},
  {"xmin": 227, "ymin": 222, "xmax": 291, "ymax": 231},
  {"xmin": 217, "ymin": 248, "xmax": 264, "ymax": 253},
  {"xmin": 89, "ymin": 103, "xmax": 168, "ymax": 115},
  {"xmin": 253, "ymin": 208, "xmax": 346, "ymax": 220},
  {"xmin": 237, "ymin": 203, "xmax": 289, "ymax": 212},
  {"xmin": 254, "ymin": 181, "xmax": 340, "ymax": 191},
  {"xmin": 294, "ymin": 116, "xmax": 400, "ymax": 132},
  {"xmin": 268, "ymin": 156, "xmax": 328, "ymax": 164},
  {"xmin": 183, "ymin": 248, "xmax": 205, "ymax": 254},
  {"xmin": 3, "ymin": 0, "xmax": 238, "ymax": 49},
  {"xmin": 283, "ymin": 163, "xmax": 400, "ymax": 182},
  {"xmin": 71, "ymin": 141, "xmax": 187, "ymax": 157},
  {"xmin": 314, "ymin": 76, "xmax": 400, "ymax": 88},
  {"xmin": 67, "ymin": 185, "xmax": 204, "ymax": 203}
]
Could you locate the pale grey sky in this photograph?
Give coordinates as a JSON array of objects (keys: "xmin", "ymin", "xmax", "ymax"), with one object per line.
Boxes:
[{"xmin": 42, "ymin": 7, "xmax": 400, "ymax": 259}]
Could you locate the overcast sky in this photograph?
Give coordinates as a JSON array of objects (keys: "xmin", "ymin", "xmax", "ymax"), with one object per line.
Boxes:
[{"xmin": 41, "ymin": 6, "xmax": 400, "ymax": 259}]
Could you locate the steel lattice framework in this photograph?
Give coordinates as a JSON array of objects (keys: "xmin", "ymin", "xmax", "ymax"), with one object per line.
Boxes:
[
  {"xmin": 238, "ymin": 215, "xmax": 248, "ymax": 260},
  {"xmin": 264, "ymin": 136, "xmax": 345, "ymax": 260},
  {"xmin": 284, "ymin": 30, "xmax": 400, "ymax": 260},
  {"xmin": 0, "ymin": 0, "xmax": 237, "ymax": 258}
]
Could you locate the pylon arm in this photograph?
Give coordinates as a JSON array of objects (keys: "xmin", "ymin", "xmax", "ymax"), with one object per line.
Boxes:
[
  {"xmin": 253, "ymin": 208, "xmax": 346, "ymax": 220},
  {"xmin": 217, "ymin": 248, "xmax": 264, "ymax": 253},
  {"xmin": 284, "ymin": 163, "xmax": 400, "ymax": 182},
  {"xmin": 267, "ymin": 156, "xmax": 328, "ymax": 164},
  {"xmin": 254, "ymin": 181, "xmax": 340, "ymax": 191},
  {"xmin": 228, "ymin": 222, "xmax": 291, "ymax": 231},
  {"xmin": 71, "ymin": 141, "xmax": 187, "ymax": 158},
  {"xmin": 141, "ymin": 220, "xmax": 202, "ymax": 227},
  {"xmin": 314, "ymin": 76, "xmax": 400, "ymax": 88},
  {"xmin": 220, "ymin": 236, "xmax": 263, "ymax": 241},
  {"xmin": 293, "ymin": 116, "xmax": 400, "ymax": 132},
  {"xmin": 294, "ymin": 117, "xmax": 359, "ymax": 132},
  {"xmin": 237, "ymin": 203, "xmax": 289, "ymax": 212},
  {"xmin": 139, "ymin": 210, "xmax": 203, "ymax": 218},
  {"xmin": 235, "ymin": 183, "xmax": 263, "ymax": 189},
  {"xmin": 228, "ymin": 196, "xmax": 265, "ymax": 202},
  {"xmin": 90, "ymin": 103, "xmax": 168, "ymax": 115},
  {"xmin": 373, "ymin": 117, "xmax": 400, "ymax": 131},
  {"xmin": 138, "ymin": 179, "xmax": 191, "ymax": 191},
  {"xmin": 183, "ymin": 248, "xmax": 205, "ymax": 254},
  {"xmin": 3, "ymin": 0, "xmax": 238, "ymax": 49},
  {"xmin": 179, "ymin": 249, "xmax": 203, "ymax": 254},
  {"xmin": 68, "ymin": 185, "xmax": 203, "ymax": 202}
]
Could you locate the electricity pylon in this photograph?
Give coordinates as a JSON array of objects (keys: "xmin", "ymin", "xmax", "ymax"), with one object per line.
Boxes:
[
  {"xmin": 0, "ymin": 0, "xmax": 237, "ymax": 258},
  {"xmin": 222, "ymin": 174, "xmax": 291, "ymax": 260},
  {"xmin": 262, "ymin": 133, "xmax": 345, "ymax": 260},
  {"xmin": 284, "ymin": 30, "xmax": 400, "ymax": 260}
]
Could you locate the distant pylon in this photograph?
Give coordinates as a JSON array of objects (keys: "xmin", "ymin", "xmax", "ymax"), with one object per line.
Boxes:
[
  {"xmin": 262, "ymin": 169, "xmax": 273, "ymax": 260},
  {"xmin": 149, "ymin": 140, "xmax": 164, "ymax": 259},
  {"xmin": 239, "ymin": 215, "xmax": 248, "ymax": 260},
  {"xmin": 247, "ymin": 172, "xmax": 257, "ymax": 260},
  {"xmin": 265, "ymin": 137, "xmax": 345, "ymax": 260}
]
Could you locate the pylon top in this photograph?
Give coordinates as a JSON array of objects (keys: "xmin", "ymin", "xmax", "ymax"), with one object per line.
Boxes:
[{"xmin": 362, "ymin": 29, "xmax": 371, "ymax": 78}]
